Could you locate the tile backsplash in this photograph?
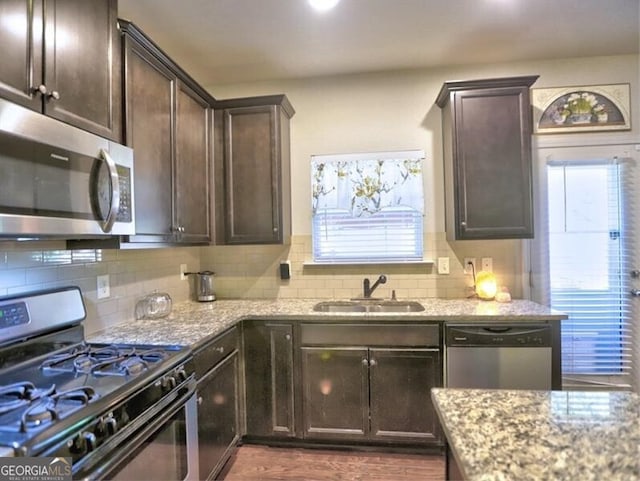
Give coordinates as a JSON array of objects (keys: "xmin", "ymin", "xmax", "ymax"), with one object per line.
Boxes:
[
  {"xmin": 0, "ymin": 233, "xmax": 522, "ymax": 336},
  {"xmin": 0, "ymin": 241, "xmax": 200, "ymax": 335},
  {"xmin": 200, "ymin": 234, "xmax": 523, "ymax": 302}
]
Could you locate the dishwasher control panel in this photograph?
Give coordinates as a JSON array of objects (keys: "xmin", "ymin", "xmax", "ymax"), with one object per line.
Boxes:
[{"xmin": 445, "ymin": 325, "xmax": 552, "ymax": 347}]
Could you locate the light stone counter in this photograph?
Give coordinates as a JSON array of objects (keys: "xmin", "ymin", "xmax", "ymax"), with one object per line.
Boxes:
[
  {"xmin": 432, "ymin": 388, "xmax": 640, "ymax": 481},
  {"xmin": 87, "ymin": 298, "xmax": 565, "ymax": 349}
]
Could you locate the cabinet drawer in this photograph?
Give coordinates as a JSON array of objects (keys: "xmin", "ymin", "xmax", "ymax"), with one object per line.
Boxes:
[
  {"xmin": 300, "ymin": 324, "xmax": 440, "ymax": 347},
  {"xmin": 194, "ymin": 326, "xmax": 239, "ymax": 380}
]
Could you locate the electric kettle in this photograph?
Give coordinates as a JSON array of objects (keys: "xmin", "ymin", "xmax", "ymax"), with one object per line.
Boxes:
[{"xmin": 185, "ymin": 270, "xmax": 216, "ymax": 302}]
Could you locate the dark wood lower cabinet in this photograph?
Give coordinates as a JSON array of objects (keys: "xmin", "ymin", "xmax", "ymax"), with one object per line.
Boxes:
[
  {"xmin": 446, "ymin": 444, "xmax": 464, "ymax": 481},
  {"xmin": 194, "ymin": 327, "xmax": 240, "ymax": 481},
  {"xmin": 370, "ymin": 348, "xmax": 441, "ymax": 443},
  {"xmin": 301, "ymin": 346, "xmax": 442, "ymax": 445},
  {"xmin": 302, "ymin": 347, "xmax": 369, "ymax": 439},
  {"xmin": 244, "ymin": 322, "xmax": 296, "ymax": 438},
  {"xmin": 197, "ymin": 351, "xmax": 239, "ymax": 481}
]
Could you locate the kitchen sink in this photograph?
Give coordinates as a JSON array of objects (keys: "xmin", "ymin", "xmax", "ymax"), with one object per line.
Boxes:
[{"xmin": 313, "ymin": 300, "xmax": 425, "ymax": 313}]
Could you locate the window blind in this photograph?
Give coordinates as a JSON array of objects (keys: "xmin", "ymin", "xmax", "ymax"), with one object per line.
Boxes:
[
  {"xmin": 547, "ymin": 159, "xmax": 634, "ymax": 389},
  {"xmin": 312, "ymin": 207, "xmax": 423, "ymax": 263}
]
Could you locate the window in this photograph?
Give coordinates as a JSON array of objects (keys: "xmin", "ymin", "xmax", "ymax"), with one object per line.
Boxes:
[
  {"xmin": 547, "ymin": 160, "xmax": 633, "ymax": 388},
  {"xmin": 311, "ymin": 151, "xmax": 424, "ymax": 263}
]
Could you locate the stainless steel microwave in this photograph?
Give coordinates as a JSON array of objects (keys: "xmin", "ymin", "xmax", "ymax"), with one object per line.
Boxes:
[{"xmin": 0, "ymin": 98, "xmax": 135, "ymax": 238}]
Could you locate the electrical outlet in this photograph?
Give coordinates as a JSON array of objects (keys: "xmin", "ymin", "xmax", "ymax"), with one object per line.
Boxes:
[
  {"xmin": 97, "ymin": 274, "xmax": 110, "ymax": 299},
  {"xmin": 180, "ymin": 264, "xmax": 187, "ymax": 281},
  {"xmin": 437, "ymin": 257, "xmax": 450, "ymax": 275},
  {"xmin": 481, "ymin": 257, "xmax": 493, "ymax": 272},
  {"xmin": 464, "ymin": 258, "xmax": 476, "ymax": 275}
]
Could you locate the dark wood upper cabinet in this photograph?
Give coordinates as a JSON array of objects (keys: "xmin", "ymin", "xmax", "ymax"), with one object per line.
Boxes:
[
  {"xmin": 119, "ymin": 20, "xmax": 212, "ymax": 246},
  {"xmin": 436, "ymin": 76, "xmax": 539, "ymax": 240},
  {"xmin": 0, "ymin": 0, "xmax": 121, "ymax": 141},
  {"xmin": 175, "ymin": 81, "xmax": 211, "ymax": 244},
  {"xmin": 213, "ymin": 95, "xmax": 294, "ymax": 245},
  {"xmin": 123, "ymin": 36, "xmax": 175, "ymax": 240}
]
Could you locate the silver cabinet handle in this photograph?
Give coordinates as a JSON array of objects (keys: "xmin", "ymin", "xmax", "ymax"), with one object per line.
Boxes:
[
  {"xmin": 215, "ymin": 346, "xmax": 225, "ymax": 354},
  {"xmin": 98, "ymin": 148, "xmax": 120, "ymax": 233},
  {"xmin": 285, "ymin": 334, "xmax": 291, "ymax": 341},
  {"xmin": 197, "ymin": 396, "xmax": 203, "ymax": 405},
  {"xmin": 369, "ymin": 359, "xmax": 377, "ymax": 367},
  {"xmin": 36, "ymin": 84, "xmax": 60, "ymax": 100},
  {"xmin": 630, "ymin": 289, "xmax": 640, "ymax": 297},
  {"xmin": 361, "ymin": 358, "xmax": 368, "ymax": 366}
]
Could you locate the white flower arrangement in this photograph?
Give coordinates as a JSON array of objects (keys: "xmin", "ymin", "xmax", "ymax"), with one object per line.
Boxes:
[{"xmin": 555, "ymin": 92, "xmax": 608, "ymax": 124}]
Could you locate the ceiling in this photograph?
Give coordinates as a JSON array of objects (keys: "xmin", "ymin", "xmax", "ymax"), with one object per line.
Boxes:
[{"xmin": 118, "ymin": 0, "xmax": 639, "ymax": 87}]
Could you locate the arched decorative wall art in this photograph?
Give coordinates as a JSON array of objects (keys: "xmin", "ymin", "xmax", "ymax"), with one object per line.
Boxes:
[{"xmin": 532, "ymin": 83, "xmax": 630, "ymax": 134}]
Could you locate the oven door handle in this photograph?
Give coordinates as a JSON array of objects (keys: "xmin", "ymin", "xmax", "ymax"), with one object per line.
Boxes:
[{"xmin": 75, "ymin": 385, "xmax": 197, "ymax": 481}]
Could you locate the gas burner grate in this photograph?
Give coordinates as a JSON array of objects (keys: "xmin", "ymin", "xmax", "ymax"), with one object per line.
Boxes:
[
  {"xmin": 40, "ymin": 344, "xmax": 169, "ymax": 377},
  {"xmin": 20, "ymin": 386, "xmax": 98, "ymax": 432},
  {"xmin": 0, "ymin": 382, "xmax": 56, "ymax": 415}
]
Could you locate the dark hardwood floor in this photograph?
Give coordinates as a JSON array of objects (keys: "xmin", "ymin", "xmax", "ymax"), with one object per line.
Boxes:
[{"xmin": 218, "ymin": 445, "xmax": 446, "ymax": 481}]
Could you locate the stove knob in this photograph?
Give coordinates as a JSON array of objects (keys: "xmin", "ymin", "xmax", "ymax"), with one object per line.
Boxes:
[
  {"xmin": 83, "ymin": 432, "xmax": 97, "ymax": 452},
  {"xmin": 95, "ymin": 415, "xmax": 118, "ymax": 437},
  {"xmin": 176, "ymin": 368, "xmax": 188, "ymax": 382},
  {"xmin": 162, "ymin": 375, "xmax": 177, "ymax": 391},
  {"xmin": 118, "ymin": 409, "xmax": 130, "ymax": 427},
  {"xmin": 69, "ymin": 431, "xmax": 97, "ymax": 454},
  {"xmin": 69, "ymin": 434, "xmax": 86, "ymax": 454},
  {"xmin": 105, "ymin": 416, "xmax": 118, "ymax": 435}
]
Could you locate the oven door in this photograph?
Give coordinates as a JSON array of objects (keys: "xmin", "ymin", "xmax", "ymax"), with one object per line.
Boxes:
[{"xmin": 79, "ymin": 392, "xmax": 199, "ymax": 481}]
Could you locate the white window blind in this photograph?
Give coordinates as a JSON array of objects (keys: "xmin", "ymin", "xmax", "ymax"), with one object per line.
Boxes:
[
  {"xmin": 311, "ymin": 151, "xmax": 424, "ymax": 263},
  {"xmin": 547, "ymin": 159, "xmax": 633, "ymax": 389}
]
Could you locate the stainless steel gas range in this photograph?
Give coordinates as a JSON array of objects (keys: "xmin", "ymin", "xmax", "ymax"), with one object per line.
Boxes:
[{"xmin": 0, "ymin": 287, "xmax": 199, "ymax": 480}]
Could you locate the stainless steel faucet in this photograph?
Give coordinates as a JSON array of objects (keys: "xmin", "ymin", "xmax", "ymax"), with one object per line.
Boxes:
[{"xmin": 363, "ymin": 274, "xmax": 387, "ymax": 298}]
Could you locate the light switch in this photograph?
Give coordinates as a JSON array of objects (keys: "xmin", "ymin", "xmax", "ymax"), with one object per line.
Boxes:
[
  {"xmin": 97, "ymin": 274, "xmax": 110, "ymax": 299},
  {"xmin": 437, "ymin": 257, "xmax": 450, "ymax": 275}
]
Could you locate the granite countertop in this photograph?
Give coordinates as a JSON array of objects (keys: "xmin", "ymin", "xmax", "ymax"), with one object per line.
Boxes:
[
  {"xmin": 87, "ymin": 298, "xmax": 565, "ymax": 349},
  {"xmin": 432, "ymin": 388, "xmax": 640, "ymax": 481}
]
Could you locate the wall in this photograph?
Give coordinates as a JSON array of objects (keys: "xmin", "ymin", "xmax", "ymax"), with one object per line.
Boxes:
[
  {"xmin": 203, "ymin": 54, "xmax": 639, "ymax": 301},
  {"xmin": 1, "ymin": 55, "xmax": 637, "ymax": 335}
]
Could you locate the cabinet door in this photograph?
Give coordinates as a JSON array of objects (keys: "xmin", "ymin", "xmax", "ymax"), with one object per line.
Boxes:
[
  {"xmin": 244, "ymin": 322, "xmax": 295, "ymax": 437},
  {"xmin": 369, "ymin": 348, "xmax": 441, "ymax": 444},
  {"xmin": 301, "ymin": 346, "xmax": 369, "ymax": 440},
  {"xmin": 197, "ymin": 351, "xmax": 239, "ymax": 481},
  {"xmin": 124, "ymin": 37, "xmax": 175, "ymax": 241},
  {"xmin": 223, "ymin": 105, "xmax": 282, "ymax": 244},
  {"xmin": 175, "ymin": 81, "xmax": 211, "ymax": 243},
  {"xmin": 43, "ymin": 0, "xmax": 121, "ymax": 141},
  {"xmin": 453, "ymin": 86, "xmax": 533, "ymax": 239},
  {"xmin": 0, "ymin": 0, "xmax": 42, "ymax": 110}
]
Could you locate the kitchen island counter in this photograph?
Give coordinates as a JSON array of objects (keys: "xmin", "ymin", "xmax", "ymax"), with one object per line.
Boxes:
[
  {"xmin": 87, "ymin": 298, "xmax": 565, "ymax": 349},
  {"xmin": 432, "ymin": 388, "xmax": 640, "ymax": 481}
]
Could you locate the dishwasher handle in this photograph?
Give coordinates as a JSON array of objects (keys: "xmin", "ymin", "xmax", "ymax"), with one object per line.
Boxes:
[{"xmin": 446, "ymin": 325, "xmax": 552, "ymax": 347}]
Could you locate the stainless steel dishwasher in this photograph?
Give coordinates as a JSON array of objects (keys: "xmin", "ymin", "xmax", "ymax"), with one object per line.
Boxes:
[{"xmin": 445, "ymin": 324, "xmax": 552, "ymax": 389}]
